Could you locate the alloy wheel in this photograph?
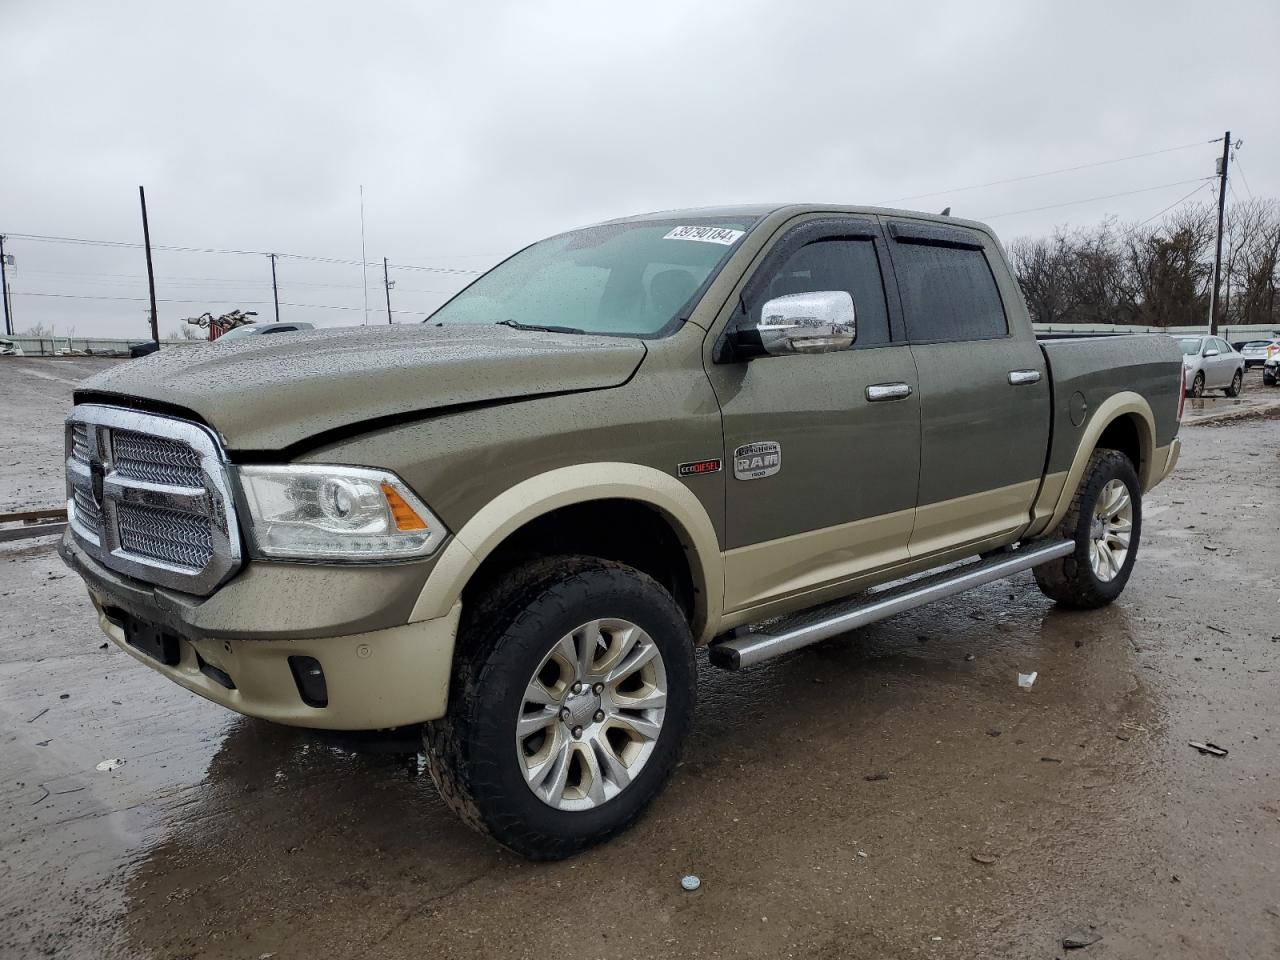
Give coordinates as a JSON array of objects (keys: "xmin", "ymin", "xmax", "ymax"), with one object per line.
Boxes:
[
  {"xmin": 1089, "ymin": 478, "xmax": 1133, "ymax": 582},
  {"xmin": 515, "ymin": 618, "xmax": 667, "ymax": 811}
]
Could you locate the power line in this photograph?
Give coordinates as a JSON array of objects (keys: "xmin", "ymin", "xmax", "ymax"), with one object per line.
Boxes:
[
  {"xmin": 16, "ymin": 267, "xmax": 465, "ymax": 295},
  {"xmin": 1232, "ymin": 156, "xmax": 1255, "ymax": 200},
  {"xmin": 879, "ymin": 139, "xmax": 1215, "ymax": 205},
  {"xmin": 0, "ymin": 231, "xmax": 483, "ymax": 275},
  {"xmin": 7, "ymin": 290, "xmax": 427, "ymax": 315},
  {"xmin": 979, "ymin": 177, "xmax": 1214, "ymax": 221},
  {"xmin": 1134, "ymin": 180, "xmax": 1215, "ymax": 228}
]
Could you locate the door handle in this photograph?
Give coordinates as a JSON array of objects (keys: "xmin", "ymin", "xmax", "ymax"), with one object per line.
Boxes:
[
  {"xmin": 1008, "ymin": 369, "xmax": 1042, "ymax": 385},
  {"xmin": 865, "ymin": 382, "xmax": 913, "ymax": 402}
]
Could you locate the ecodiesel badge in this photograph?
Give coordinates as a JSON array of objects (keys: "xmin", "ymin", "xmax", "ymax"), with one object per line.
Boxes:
[{"xmin": 733, "ymin": 441, "xmax": 781, "ymax": 480}]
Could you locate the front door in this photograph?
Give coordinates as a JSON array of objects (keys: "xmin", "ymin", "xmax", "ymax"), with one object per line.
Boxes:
[
  {"xmin": 705, "ymin": 217, "xmax": 921, "ymax": 614},
  {"xmin": 1209, "ymin": 337, "xmax": 1235, "ymax": 387},
  {"xmin": 883, "ymin": 219, "xmax": 1051, "ymax": 557}
]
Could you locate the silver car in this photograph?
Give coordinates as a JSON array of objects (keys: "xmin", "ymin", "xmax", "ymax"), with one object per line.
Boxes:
[
  {"xmin": 1239, "ymin": 338, "xmax": 1280, "ymax": 368},
  {"xmin": 216, "ymin": 320, "xmax": 316, "ymax": 341},
  {"xmin": 1178, "ymin": 335, "xmax": 1245, "ymax": 398}
]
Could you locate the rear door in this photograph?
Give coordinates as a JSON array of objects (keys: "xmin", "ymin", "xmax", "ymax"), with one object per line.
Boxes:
[
  {"xmin": 884, "ymin": 219, "xmax": 1051, "ymax": 558},
  {"xmin": 706, "ymin": 217, "xmax": 921, "ymax": 613},
  {"xmin": 1214, "ymin": 338, "xmax": 1238, "ymax": 385}
]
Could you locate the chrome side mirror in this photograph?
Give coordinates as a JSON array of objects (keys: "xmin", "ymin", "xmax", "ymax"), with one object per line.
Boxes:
[
  {"xmin": 1204, "ymin": 348, "xmax": 1220, "ymax": 357},
  {"xmin": 753, "ymin": 290, "xmax": 856, "ymax": 356}
]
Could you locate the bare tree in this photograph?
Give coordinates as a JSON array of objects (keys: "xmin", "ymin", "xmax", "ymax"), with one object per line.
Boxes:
[
  {"xmin": 1010, "ymin": 231, "xmax": 1078, "ymax": 326},
  {"xmin": 1223, "ymin": 198, "xmax": 1280, "ymax": 330}
]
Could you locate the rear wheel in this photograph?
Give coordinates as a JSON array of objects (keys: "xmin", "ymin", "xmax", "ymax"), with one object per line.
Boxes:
[
  {"xmin": 1189, "ymin": 371, "xmax": 1205, "ymax": 398},
  {"xmin": 1225, "ymin": 368, "xmax": 1243, "ymax": 397},
  {"xmin": 423, "ymin": 555, "xmax": 695, "ymax": 860},
  {"xmin": 1034, "ymin": 448, "xmax": 1141, "ymax": 609}
]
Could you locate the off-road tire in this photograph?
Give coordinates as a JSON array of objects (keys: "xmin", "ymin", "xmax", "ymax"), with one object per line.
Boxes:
[
  {"xmin": 1033, "ymin": 448, "xmax": 1142, "ymax": 609},
  {"xmin": 1189, "ymin": 371, "xmax": 1205, "ymax": 398},
  {"xmin": 1225, "ymin": 369, "xmax": 1243, "ymax": 397},
  {"xmin": 423, "ymin": 555, "xmax": 696, "ymax": 860}
]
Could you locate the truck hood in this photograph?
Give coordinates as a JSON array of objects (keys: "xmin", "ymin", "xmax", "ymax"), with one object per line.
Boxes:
[{"xmin": 77, "ymin": 324, "xmax": 646, "ymax": 452}]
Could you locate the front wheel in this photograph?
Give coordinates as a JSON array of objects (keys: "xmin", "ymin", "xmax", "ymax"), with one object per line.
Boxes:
[
  {"xmin": 1225, "ymin": 368, "xmax": 1243, "ymax": 397},
  {"xmin": 1189, "ymin": 371, "xmax": 1205, "ymax": 398},
  {"xmin": 424, "ymin": 555, "xmax": 696, "ymax": 860},
  {"xmin": 1034, "ymin": 448, "xmax": 1141, "ymax": 609}
]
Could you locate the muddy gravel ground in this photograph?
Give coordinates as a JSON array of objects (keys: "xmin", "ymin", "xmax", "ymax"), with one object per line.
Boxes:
[{"xmin": 1, "ymin": 358, "xmax": 1278, "ymax": 959}]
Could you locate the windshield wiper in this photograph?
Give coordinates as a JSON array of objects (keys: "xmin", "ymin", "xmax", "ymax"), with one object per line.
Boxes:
[{"xmin": 494, "ymin": 319, "xmax": 586, "ymax": 335}]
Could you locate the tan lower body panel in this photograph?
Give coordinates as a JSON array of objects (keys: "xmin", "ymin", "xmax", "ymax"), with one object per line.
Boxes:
[
  {"xmin": 722, "ymin": 479, "xmax": 1041, "ymax": 621},
  {"xmin": 1149, "ymin": 441, "xmax": 1178, "ymax": 489},
  {"xmin": 91, "ymin": 592, "xmax": 462, "ymax": 730},
  {"xmin": 719, "ymin": 528, "xmax": 1022, "ymax": 633},
  {"xmin": 908, "ymin": 478, "xmax": 1042, "ymax": 558},
  {"xmin": 723, "ymin": 508, "xmax": 914, "ymax": 613}
]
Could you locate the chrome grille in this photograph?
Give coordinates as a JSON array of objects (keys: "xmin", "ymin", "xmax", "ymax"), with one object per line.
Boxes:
[
  {"xmin": 112, "ymin": 430, "xmax": 203, "ymax": 487},
  {"xmin": 117, "ymin": 503, "xmax": 214, "ymax": 570},
  {"xmin": 72, "ymin": 422, "xmax": 91, "ymax": 463},
  {"xmin": 64, "ymin": 405, "xmax": 241, "ymax": 595},
  {"xmin": 70, "ymin": 488, "xmax": 102, "ymax": 543}
]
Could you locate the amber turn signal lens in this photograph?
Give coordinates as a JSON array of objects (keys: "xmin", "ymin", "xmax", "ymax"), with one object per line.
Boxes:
[{"xmin": 381, "ymin": 483, "xmax": 429, "ymax": 531}]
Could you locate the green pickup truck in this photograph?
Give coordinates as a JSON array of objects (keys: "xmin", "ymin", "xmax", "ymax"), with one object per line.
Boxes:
[{"xmin": 60, "ymin": 204, "xmax": 1183, "ymax": 858}]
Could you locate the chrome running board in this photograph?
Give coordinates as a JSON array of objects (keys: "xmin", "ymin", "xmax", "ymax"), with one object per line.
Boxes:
[{"xmin": 708, "ymin": 539, "xmax": 1075, "ymax": 670}]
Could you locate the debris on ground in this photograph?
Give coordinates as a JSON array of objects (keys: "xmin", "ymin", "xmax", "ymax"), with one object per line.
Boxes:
[
  {"xmin": 864, "ymin": 772, "xmax": 891, "ymax": 782},
  {"xmin": 95, "ymin": 758, "xmax": 127, "ymax": 772},
  {"xmin": 971, "ymin": 852, "xmax": 997, "ymax": 864},
  {"xmin": 1017, "ymin": 671, "xmax": 1038, "ymax": 689},
  {"xmin": 1189, "ymin": 741, "xmax": 1228, "ymax": 757},
  {"xmin": 964, "ymin": 653, "xmax": 976, "ymax": 661},
  {"xmin": 680, "ymin": 875, "xmax": 700, "ymax": 891},
  {"xmin": 987, "ymin": 728, "xmax": 1002, "ymax": 737},
  {"xmin": 26, "ymin": 707, "xmax": 49, "ymax": 723},
  {"xmin": 1062, "ymin": 926, "xmax": 1102, "ymax": 949},
  {"xmin": 1040, "ymin": 756, "xmax": 1063, "ymax": 763}
]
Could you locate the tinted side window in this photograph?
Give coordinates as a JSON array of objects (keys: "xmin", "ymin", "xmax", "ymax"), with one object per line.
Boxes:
[
  {"xmin": 893, "ymin": 242, "xmax": 1008, "ymax": 342},
  {"xmin": 757, "ymin": 239, "xmax": 889, "ymax": 347}
]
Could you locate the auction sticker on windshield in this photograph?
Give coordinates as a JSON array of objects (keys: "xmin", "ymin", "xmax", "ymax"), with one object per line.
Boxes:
[{"xmin": 663, "ymin": 225, "xmax": 745, "ymax": 245}]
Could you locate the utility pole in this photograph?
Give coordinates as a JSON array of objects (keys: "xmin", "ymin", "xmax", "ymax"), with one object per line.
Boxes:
[
  {"xmin": 139, "ymin": 186, "xmax": 160, "ymax": 346},
  {"xmin": 383, "ymin": 257, "xmax": 393, "ymax": 324},
  {"xmin": 269, "ymin": 253, "xmax": 281, "ymax": 323},
  {"xmin": 1208, "ymin": 131, "xmax": 1231, "ymax": 336},
  {"xmin": 359, "ymin": 185, "xmax": 369, "ymax": 325},
  {"xmin": 0, "ymin": 235, "xmax": 13, "ymax": 336}
]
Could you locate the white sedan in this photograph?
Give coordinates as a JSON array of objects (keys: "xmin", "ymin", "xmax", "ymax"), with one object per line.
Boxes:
[
  {"xmin": 1177, "ymin": 335, "xmax": 1245, "ymax": 398},
  {"xmin": 1239, "ymin": 338, "xmax": 1280, "ymax": 367}
]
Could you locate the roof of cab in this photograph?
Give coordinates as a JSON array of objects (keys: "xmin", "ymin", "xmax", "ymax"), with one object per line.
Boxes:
[{"xmin": 595, "ymin": 203, "xmax": 995, "ymax": 235}]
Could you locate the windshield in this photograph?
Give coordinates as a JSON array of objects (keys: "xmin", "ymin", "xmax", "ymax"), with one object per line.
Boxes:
[
  {"xmin": 218, "ymin": 325, "xmax": 259, "ymax": 341},
  {"xmin": 427, "ymin": 217, "xmax": 755, "ymax": 337},
  {"xmin": 1178, "ymin": 338, "xmax": 1202, "ymax": 356}
]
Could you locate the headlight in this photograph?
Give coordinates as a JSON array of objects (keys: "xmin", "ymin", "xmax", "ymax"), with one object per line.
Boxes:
[{"xmin": 236, "ymin": 465, "xmax": 446, "ymax": 561}]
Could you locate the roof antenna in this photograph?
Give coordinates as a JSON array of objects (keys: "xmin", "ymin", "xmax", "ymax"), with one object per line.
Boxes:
[{"xmin": 939, "ymin": 206, "xmax": 951, "ymax": 217}]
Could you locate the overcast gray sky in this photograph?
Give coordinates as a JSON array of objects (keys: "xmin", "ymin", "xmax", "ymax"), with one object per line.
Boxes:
[{"xmin": 2, "ymin": 0, "xmax": 1276, "ymax": 339}]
